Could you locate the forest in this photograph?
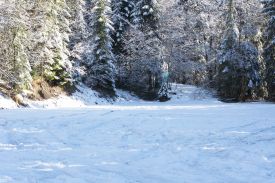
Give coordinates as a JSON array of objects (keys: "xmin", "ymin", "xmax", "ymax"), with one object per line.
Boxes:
[{"xmin": 0, "ymin": 0, "xmax": 274, "ymax": 103}]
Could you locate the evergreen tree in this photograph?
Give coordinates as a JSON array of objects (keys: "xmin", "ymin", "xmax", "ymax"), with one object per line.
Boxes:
[
  {"xmin": 66, "ymin": 0, "xmax": 87, "ymax": 82},
  {"xmin": 67, "ymin": 0, "xmax": 86, "ymax": 43},
  {"xmin": 132, "ymin": 0, "xmax": 159, "ymax": 30},
  {"xmin": 0, "ymin": 1, "xmax": 32, "ymax": 92},
  {"xmin": 43, "ymin": 0, "xmax": 72, "ymax": 86},
  {"xmin": 117, "ymin": 0, "xmax": 165, "ymax": 100},
  {"xmin": 216, "ymin": 0, "xmax": 265, "ymax": 101},
  {"xmin": 13, "ymin": 27, "xmax": 33, "ymax": 91},
  {"xmin": 111, "ymin": 0, "xmax": 133, "ymax": 53},
  {"xmin": 85, "ymin": 0, "xmax": 116, "ymax": 97},
  {"xmin": 25, "ymin": 0, "xmax": 73, "ymax": 86},
  {"xmin": 262, "ymin": 0, "xmax": 275, "ymax": 101}
]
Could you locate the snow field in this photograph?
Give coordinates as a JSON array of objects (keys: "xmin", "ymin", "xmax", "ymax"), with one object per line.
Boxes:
[{"xmin": 0, "ymin": 85, "xmax": 274, "ymax": 182}]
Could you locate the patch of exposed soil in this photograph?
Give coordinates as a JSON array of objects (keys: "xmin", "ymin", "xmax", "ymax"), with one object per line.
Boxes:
[{"xmin": 32, "ymin": 78, "xmax": 65, "ymax": 100}]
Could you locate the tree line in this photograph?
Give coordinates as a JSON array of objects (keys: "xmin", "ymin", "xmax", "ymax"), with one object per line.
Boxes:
[{"xmin": 0, "ymin": 0, "xmax": 274, "ymax": 102}]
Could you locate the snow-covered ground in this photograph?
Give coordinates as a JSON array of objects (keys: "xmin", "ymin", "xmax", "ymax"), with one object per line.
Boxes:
[
  {"xmin": 0, "ymin": 85, "xmax": 275, "ymax": 182},
  {"xmin": 26, "ymin": 84, "xmax": 219, "ymax": 108},
  {"xmin": 0, "ymin": 94, "xmax": 17, "ymax": 109},
  {"xmin": 1, "ymin": 84, "xmax": 216, "ymax": 109}
]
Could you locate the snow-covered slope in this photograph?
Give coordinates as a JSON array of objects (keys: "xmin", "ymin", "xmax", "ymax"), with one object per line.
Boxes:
[
  {"xmin": 0, "ymin": 94, "xmax": 17, "ymax": 109},
  {"xmin": 168, "ymin": 84, "xmax": 218, "ymax": 103},
  {"xmin": 1, "ymin": 84, "xmax": 218, "ymax": 109},
  {"xmin": 26, "ymin": 84, "xmax": 146, "ymax": 109},
  {"xmin": 28, "ymin": 84, "xmax": 219, "ymax": 109},
  {"xmin": 26, "ymin": 84, "xmax": 111, "ymax": 109},
  {"xmin": 0, "ymin": 84, "xmax": 138, "ymax": 109}
]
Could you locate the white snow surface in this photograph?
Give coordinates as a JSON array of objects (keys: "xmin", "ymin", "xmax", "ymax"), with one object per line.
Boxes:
[
  {"xmin": 25, "ymin": 84, "xmax": 219, "ymax": 109},
  {"xmin": 1, "ymin": 84, "xmax": 216, "ymax": 109},
  {"xmin": 25, "ymin": 84, "xmax": 148, "ymax": 109},
  {"xmin": 0, "ymin": 94, "xmax": 17, "ymax": 109},
  {"xmin": 0, "ymin": 84, "xmax": 275, "ymax": 182}
]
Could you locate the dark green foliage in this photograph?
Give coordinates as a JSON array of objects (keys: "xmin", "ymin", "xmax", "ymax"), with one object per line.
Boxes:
[
  {"xmin": 133, "ymin": 0, "xmax": 160, "ymax": 30},
  {"xmin": 117, "ymin": 58, "xmax": 162, "ymax": 100},
  {"xmin": 85, "ymin": 0, "xmax": 116, "ymax": 97},
  {"xmin": 112, "ymin": 0, "xmax": 133, "ymax": 54},
  {"xmin": 44, "ymin": 58, "xmax": 72, "ymax": 86},
  {"xmin": 263, "ymin": 0, "xmax": 275, "ymax": 101},
  {"xmin": 217, "ymin": 42, "xmax": 265, "ymax": 101},
  {"xmin": 216, "ymin": 0, "xmax": 266, "ymax": 101}
]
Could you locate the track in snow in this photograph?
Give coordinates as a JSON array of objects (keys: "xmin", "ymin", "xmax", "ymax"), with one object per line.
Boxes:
[
  {"xmin": 0, "ymin": 102, "xmax": 275, "ymax": 183},
  {"xmin": 0, "ymin": 85, "xmax": 275, "ymax": 182}
]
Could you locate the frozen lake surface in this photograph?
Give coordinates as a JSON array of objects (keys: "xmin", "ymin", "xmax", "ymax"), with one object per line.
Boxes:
[{"xmin": 0, "ymin": 85, "xmax": 275, "ymax": 183}]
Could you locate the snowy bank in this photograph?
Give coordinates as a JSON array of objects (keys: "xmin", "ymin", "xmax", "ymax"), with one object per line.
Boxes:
[
  {"xmin": 26, "ymin": 84, "xmax": 219, "ymax": 109},
  {"xmin": 0, "ymin": 94, "xmax": 17, "ymax": 109},
  {"xmin": 26, "ymin": 84, "xmax": 142, "ymax": 109},
  {"xmin": 1, "ymin": 84, "xmax": 218, "ymax": 109}
]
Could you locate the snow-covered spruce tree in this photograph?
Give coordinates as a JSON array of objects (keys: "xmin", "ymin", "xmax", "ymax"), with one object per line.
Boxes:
[
  {"xmin": 133, "ymin": 0, "xmax": 159, "ymax": 30},
  {"xmin": 0, "ymin": 1, "xmax": 32, "ymax": 92},
  {"xmin": 167, "ymin": 0, "xmax": 212, "ymax": 86},
  {"xmin": 66, "ymin": 0, "xmax": 87, "ymax": 82},
  {"xmin": 85, "ymin": 0, "xmax": 116, "ymax": 97},
  {"xmin": 111, "ymin": 0, "xmax": 133, "ymax": 54},
  {"xmin": 24, "ymin": 0, "xmax": 72, "ymax": 87},
  {"xmin": 116, "ymin": 0, "xmax": 164, "ymax": 100},
  {"xmin": 67, "ymin": 0, "xmax": 86, "ymax": 44},
  {"xmin": 137, "ymin": 0, "xmax": 169, "ymax": 100},
  {"xmin": 42, "ymin": 0, "xmax": 73, "ymax": 86},
  {"xmin": 262, "ymin": 0, "xmax": 275, "ymax": 101},
  {"xmin": 118, "ymin": 27, "xmax": 163, "ymax": 100},
  {"xmin": 237, "ymin": 1, "xmax": 268, "ymax": 100},
  {"xmin": 0, "ymin": 2, "xmax": 18, "ymax": 88},
  {"xmin": 23, "ymin": 0, "xmax": 53, "ymax": 79},
  {"xmin": 215, "ymin": 0, "xmax": 265, "ymax": 101},
  {"xmin": 12, "ymin": 27, "xmax": 33, "ymax": 91}
]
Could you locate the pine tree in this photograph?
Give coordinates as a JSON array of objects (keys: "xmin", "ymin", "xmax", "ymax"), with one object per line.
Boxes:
[
  {"xmin": 0, "ymin": 1, "xmax": 32, "ymax": 92},
  {"xmin": 66, "ymin": 0, "xmax": 87, "ymax": 82},
  {"xmin": 13, "ymin": 27, "xmax": 33, "ymax": 91},
  {"xmin": 262, "ymin": 0, "xmax": 275, "ymax": 101},
  {"xmin": 111, "ymin": 0, "xmax": 133, "ymax": 53},
  {"xmin": 85, "ymin": 0, "xmax": 116, "ymax": 97},
  {"xmin": 43, "ymin": 0, "xmax": 72, "ymax": 86},
  {"xmin": 132, "ymin": 0, "xmax": 159, "ymax": 30},
  {"xmin": 67, "ymin": 0, "xmax": 86, "ymax": 43},
  {"xmin": 117, "ymin": 0, "xmax": 164, "ymax": 100},
  {"xmin": 216, "ymin": 0, "xmax": 265, "ymax": 101}
]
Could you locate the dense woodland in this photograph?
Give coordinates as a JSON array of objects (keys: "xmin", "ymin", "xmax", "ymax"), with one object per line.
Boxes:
[{"xmin": 0, "ymin": 0, "xmax": 274, "ymax": 102}]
